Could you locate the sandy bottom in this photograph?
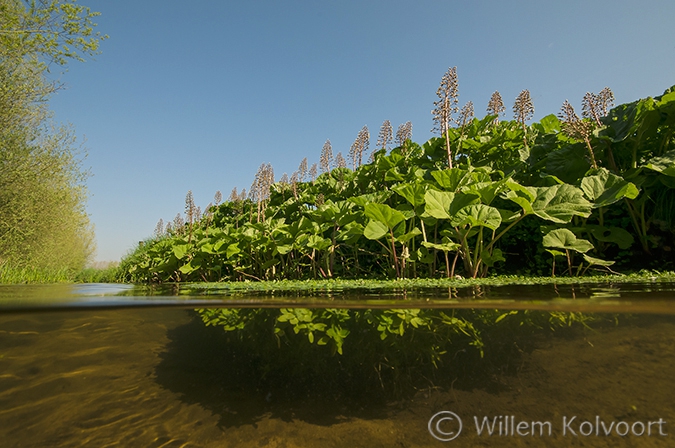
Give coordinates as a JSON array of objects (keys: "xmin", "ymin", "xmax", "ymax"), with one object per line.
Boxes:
[{"xmin": 0, "ymin": 308, "xmax": 673, "ymax": 447}]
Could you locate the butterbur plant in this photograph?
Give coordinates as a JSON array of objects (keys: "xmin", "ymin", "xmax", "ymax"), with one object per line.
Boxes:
[
  {"xmin": 559, "ymin": 100, "xmax": 598, "ymax": 169},
  {"xmin": 377, "ymin": 120, "xmax": 393, "ymax": 151},
  {"xmin": 153, "ymin": 218, "xmax": 164, "ymax": 238},
  {"xmin": 297, "ymin": 158, "xmax": 308, "ymax": 182},
  {"xmin": 349, "ymin": 126, "xmax": 369, "ymax": 169},
  {"xmin": 334, "ymin": 152, "xmax": 346, "ymax": 169},
  {"xmin": 319, "ymin": 139, "xmax": 333, "ymax": 173},
  {"xmin": 278, "ymin": 173, "xmax": 289, "ymax": 186},
  {"xmin": 185, "ymin": 190, "xmax": 196, "ymax": 243},
  {"xmin": 486, "ymin": 91, "xmax": 505, "ymax": 124},
  {"xmin": 309, "ymin": 163, "xmax": 318, "ymax": 183},
  {"xmin": 172, "ymin": 213, "xmax": 184, "ymax": 235},
  {"xmin": 251, "ymin": 163, "xmax": 275, "ymax": 221},
  {"xmin": 513, "ymin": 89, "xmax": 534, "ymax": 148},
  {"xmin": 290, "ymin": 172, "xmax": 299, "ymax": 199},
  {"xmin": 395, "ymin": 121, "xmax": 412, "ymax": 149},
  {"xmin": 432, "ymin": 66, "xmax": 459, "ymax": 168},
  {"xmin": 582, "ymin": 87, "xmax": 614, "ymax": 126},
  {"xmin": 118, "ymin": 68, "xmax": 674, "ymax": 285},
  {"xmin": 456, "ymin": 101, "xmax": 474, "ymax": 157},
  {"xmin": 228, "ymin": 187, "xmax": 239, "ymax": 203}
]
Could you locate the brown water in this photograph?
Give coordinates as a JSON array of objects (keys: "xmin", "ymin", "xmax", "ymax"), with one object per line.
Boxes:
[{"xmin": 0, "ymin": 283, "xmax": 674, "ymax": 447}]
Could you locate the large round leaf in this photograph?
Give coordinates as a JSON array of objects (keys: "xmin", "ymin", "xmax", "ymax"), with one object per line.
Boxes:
[
  {"xmin": 451, "ymin": 204, "xmax": 502, "ymax": 230},
  {"xmin": 363, "ymin": 220, "xmax": 388, "ymax": 240},
  {"xmin": 581, "ymin": 168, "xmax": 639, "ymax": 208},
  {"xmin": 532, "ymin": 184, "xmax": 592, "ymax": 223},
  {"xmin": 364, "ymin": 203, "xmax": 406, "ymax": 230},
  {"xmin": 542, "ymin": 228, "xmax": 594, "ymax": 253}
]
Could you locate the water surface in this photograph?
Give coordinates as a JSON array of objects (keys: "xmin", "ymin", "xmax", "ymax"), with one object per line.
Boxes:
[{"xmin": 0, "ymin": 282, "xmax": 674, "ymax": 447}]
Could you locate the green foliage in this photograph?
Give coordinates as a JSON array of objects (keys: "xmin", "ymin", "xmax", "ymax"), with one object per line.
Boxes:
[
  {"xmin": 0, "ymin": 1, "xmax": 105, "ymax": 272},
  {"xmin": 0, "ymin": 0, "xmax": 107, "ymax": 67},
  {"xmin": 121, "ymin": 85, "xmax": 675, "ymax": 282},
  {"xmin": 196, "ymin": 305, "xmax": 608, "ymax": 396},
  {"xmin": 0, "ymin": 261, "xmax": 71, "ymax": 283}
]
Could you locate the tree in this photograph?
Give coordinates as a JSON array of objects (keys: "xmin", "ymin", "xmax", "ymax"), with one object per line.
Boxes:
[
  {"xmin": 0, "ymin": 0, "xmax": 106, "ymax": 66},
  {"xmin": 0, "ymin": 0, "xmax": 105, "ymax": 270}
]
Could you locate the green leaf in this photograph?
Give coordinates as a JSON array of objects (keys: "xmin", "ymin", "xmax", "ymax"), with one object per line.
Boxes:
[
  {"xmin": 504, "ymin": 181, "xmax": 536, "ymax": 215},
  {"xmin": 587, "ymin": 225, "xmax": 634, "ymax": 249},
  {"xmin": 363, "ymin": 220, "xmax": 388, "ymax": 240},
  {"xmin": 462, "ymin": 180, "xmax": 508, "ymax": 205},
  {"xmin": 543, "ymin": 229, "xmax": 594, "ymax": 254},
  {"xmin": 423, "ymin": 190, "xmax": 454, "ymax": 220},
  {"xmin": 275, "ymin": 244, "xmax": 293, "ymax": 255},
  {"xmin": 392, "ymin": 181, "xmax": 427, "ymax": 207},
  {"xmin": 545, "ymin": 249, "xmax": 566, "ymax": 257},
  {"xmin": 306, "ymin": 235, "xmax": 331, "ymax": 251},
  {"xmin": 545, "ymin": 145, "xmax": 591, "ymax": 184},
  {"xmin": 178, "ymin": 260, "xmax": 199, "ymax": 274},
  {"xmin": 538, "ymin": 114, "xmax": 562, "ymax": 133},
  {"xmin": 532, "ymin": 184, "xmax": 592, "ymax": 223},
  {"xmin": 422, "ymin": 239, "xmax": 459, "ymax": 253},
  {"xmin": 431, "ymin": 168, "xmax": 471, "ymax": 191},
  {"xmin": 481, "ymin": 248, "xmax": 505, "ymax": 267},
  {"xmin": 451, "ymin": 204, "xmax": 502, "ymax": 230},
  {"xmin": 643, "ymin": 150, "xmax": 675, "ymax": 177},
  {"xmin": 396, "ymin": 227, "xmax": 422, "ymax": 243},
  {"xmin": 172, "ymin": 244, "xmax": 190, "ymax": 260},
  {"xmin": 581, "ymin": 168, "xmax": 640, "ymax": 208},
  {"xmin": 226, "ymin": 243, "xmax": 241, "ymax": 259},
  {"xmin": 349, "ymin": 191, "xmax": 391, "ymax": 207},
  {"xmin": 582, "ymin": 254, "xmax": 615, "ymax": 267},
  {"xmin": 364, "ymin": 203, "xmax": 406, "ymax": 229}
]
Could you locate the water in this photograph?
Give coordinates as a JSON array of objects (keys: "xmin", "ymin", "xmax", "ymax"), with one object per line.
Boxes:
[{"xmin": 1, "ymin": 282, "xmax": 674, "ymax": 447}]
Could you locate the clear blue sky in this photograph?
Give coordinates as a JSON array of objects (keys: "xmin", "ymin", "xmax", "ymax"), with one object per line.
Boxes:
[{"xmin": 48, "ymin": 0, "xmax": 675, "ymax": 263}]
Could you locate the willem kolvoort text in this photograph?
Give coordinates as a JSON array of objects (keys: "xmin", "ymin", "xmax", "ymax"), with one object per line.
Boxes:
[{"xmin": 473, "ymin": 415, "xmax": 668, "ymax": 437}]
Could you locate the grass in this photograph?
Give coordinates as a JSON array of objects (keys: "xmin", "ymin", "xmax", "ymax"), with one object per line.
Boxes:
[
  {"xmin": 0, "ymin": 262, "xmax": 121, "ymax": 284},
  {"xmin": 184, "ymin": 270, "xmax": 675, "ymax": 293},
  {"xmin": 0, "ymin": 264, "xmax": 73, "ymax": 284}
]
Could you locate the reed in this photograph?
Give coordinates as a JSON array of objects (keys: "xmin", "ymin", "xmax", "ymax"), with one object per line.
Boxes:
[{"xmin": 0, "ymin": 263, "xmax": 72, "ymax": 284}]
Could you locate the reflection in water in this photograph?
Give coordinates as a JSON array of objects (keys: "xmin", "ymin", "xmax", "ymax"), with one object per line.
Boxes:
[{"xmin": 0, "ymin": 285, "xmax": 674, "ymax": 446}]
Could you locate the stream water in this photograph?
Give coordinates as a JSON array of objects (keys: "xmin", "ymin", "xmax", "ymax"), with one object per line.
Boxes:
[{"xmin": 0, "ymin": 282, "xmax": 674, "ymax": 447}]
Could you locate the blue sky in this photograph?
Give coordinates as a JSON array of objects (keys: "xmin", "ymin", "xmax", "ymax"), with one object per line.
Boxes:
[{"xmin": 48, "ymin": 0, "xmax": 675, "ymax": 263}]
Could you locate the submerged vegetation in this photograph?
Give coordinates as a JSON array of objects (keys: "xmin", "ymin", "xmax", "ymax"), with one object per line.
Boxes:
[{"xmin": 196, "ymin": 306, "xmax": 602, "ymax": 398}]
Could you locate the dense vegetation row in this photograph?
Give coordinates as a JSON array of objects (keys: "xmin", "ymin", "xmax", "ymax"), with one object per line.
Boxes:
[
  {"xmin": 0, "ymin": 0, "xmax": 106, "ymax": 278},
  {"xmin": 119, "ymin": 79, "xmax": 675, "ymax": 283}
]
